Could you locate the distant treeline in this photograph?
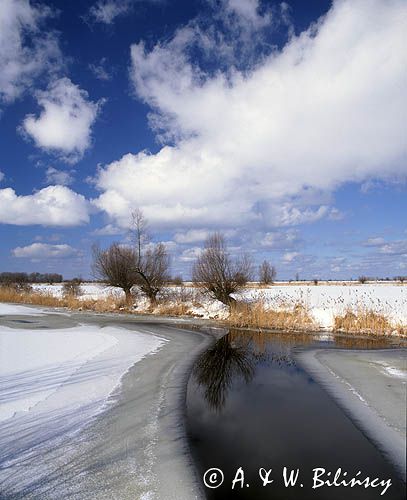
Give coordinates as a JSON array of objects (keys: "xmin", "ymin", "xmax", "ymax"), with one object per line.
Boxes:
[{"xmin": 0, "ymin": 272, "xmax": 63, "ymax": 284}]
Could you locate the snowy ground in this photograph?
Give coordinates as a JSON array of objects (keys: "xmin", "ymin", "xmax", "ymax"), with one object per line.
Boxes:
[
  {"xmin": 0, "ymin": 320, "xmax": 164, "ymax": 423},
  {"xmin": 239, "ymin": 284, "xmax": 407, "ymax": 329},
  {"xmin": 32, "ymin": 282, "xmax": 407, "ymax": 330},
  {"xmin": 0, "ymin": 303, "xmax": 167, "ymax": 497},
  {"xmin": 32, "ymin": 282, "xmax": 122, "ymax": 300}
]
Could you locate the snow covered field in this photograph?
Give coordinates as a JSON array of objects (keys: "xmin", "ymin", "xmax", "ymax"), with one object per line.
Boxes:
[
  {"xmin": 0, "ymin": 303, "xmax": 165, "ymax": 495},
  {"xmin": 239, "ymin": 284, "xmax": 407, "ymax": 329},
  {"xmin": 32, "ymin": 282, "xmax": 122, "ymax": 300},
  {"xmin": 32, "ymin": 282, "xmax": 407, "ymax": 330}
]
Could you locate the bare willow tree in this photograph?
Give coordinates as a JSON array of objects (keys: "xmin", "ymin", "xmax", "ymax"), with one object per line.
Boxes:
[
  {"xmin": 92, "ymin": 210, "xmax": 170, "ymax": 306},
  {"xmin": 130, "ymin": 209, "xmax": 170, "ymax": 305},
  {"xmin": 259, "ymin": 260, "xmax": 276, "ymax": 285},
  {"xmin": 192, "ymin": 232, "xmax": 253, "ymax": 307},
  {"xmin": 92, "ymin": 243, "xmax": 137, "ymax": 303}
]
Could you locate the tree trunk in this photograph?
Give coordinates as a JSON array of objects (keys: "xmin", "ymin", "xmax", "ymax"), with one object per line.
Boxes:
[
  {"xmin": 226, "ymin": 295, "xmax": 237, "ymax": 309},
  {"xmin": 124, "ymin": 288, "xmax": 132, "ymax": 304},
  {"xmin": 149, "ymin": 292, "xmax": 157, "ymax": 307},
  {"xmin": 216, "ymin": 292, "xmax": 236, "ymax": 308}
]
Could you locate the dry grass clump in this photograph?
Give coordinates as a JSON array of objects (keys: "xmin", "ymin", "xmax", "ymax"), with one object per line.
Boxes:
[
  {"xmin": 0, "ymin": 286, "xmax": 62, "ymax": 307},
  {"xmin": 228, "ymin": 299, "xmax": 316, "ymax": 332},
  {"xmin": 156, "ymin": 302, "xmax": 193, "ymax": 316},
  {"xmin": 334, "ymin": 308, "xmax": 406, "ymax": 336},
  {"xmin": 155, "ymin": 286, "xmax": 196, "ymax": 316},
  {"xmin": 0, "ymin": 286, "xmax": 126, "ymax": 313},
  {"xmin": 0, "ymin": 284, "xmax": 200, "ymax": 318},
  {"xmin": 69, "ymin": 296, "xmax": 128, "ymax": 313}
]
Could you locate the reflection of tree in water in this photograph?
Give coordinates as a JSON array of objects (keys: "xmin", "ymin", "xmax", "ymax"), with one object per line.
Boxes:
[
  {"xmin": 193, "ymin": 330, "xmax": 305, "ymax": 411},
  {"xmin": 193, "ymin": 334, "xmax": 255, "ymax": 412},
  {"xmin": 193, "ymin": 328, "xmax": 398, "ymax": 412}
]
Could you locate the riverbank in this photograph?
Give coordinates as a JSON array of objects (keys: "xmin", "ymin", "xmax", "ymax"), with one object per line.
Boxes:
[
  {"xmin": 296, "ymin": 348, "xmax": 407, "ymax": 481},
  {"xmin": 1, "ymin": 282, "xmax": 407, "ymax": 337}
]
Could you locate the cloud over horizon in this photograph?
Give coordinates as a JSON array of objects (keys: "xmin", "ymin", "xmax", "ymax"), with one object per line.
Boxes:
[
  {"xmin": 12, "ymin": 242, "xmax": 80, "ymax": 259},
  {"xmin": 0, "ymin": 185, "xmax": 90, "ymax": 226}
]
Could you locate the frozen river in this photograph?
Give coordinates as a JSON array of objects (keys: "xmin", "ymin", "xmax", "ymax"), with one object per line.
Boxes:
[{"xmin": 0, "ymin": 304, "xmax": 209, "ymax": 500}]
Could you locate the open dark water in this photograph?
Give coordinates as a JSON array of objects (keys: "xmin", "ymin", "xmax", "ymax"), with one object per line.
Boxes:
[{"xmin": 186, "ymin": 330, "xmax": 406, "ymax": 500}]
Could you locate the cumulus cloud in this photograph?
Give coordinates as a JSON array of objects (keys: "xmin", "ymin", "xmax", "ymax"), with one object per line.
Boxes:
[
  {"xmin": 22, "ymin": 78, "xmax": 103, "ymax": 163},
  {"xmin": 12, "ymin": 243, "xmax": 79, "ymax": 259},
  {"xmin": 0, "ymin": 0, "xmax": 61, "ymax": 103},
  {"xmin": 45, "ymin": 167, "xmax": 74, "ymax": 186},
  {"xmin": 0, "ymin": 185, "xmax": 89, "ymax": 226},
  {"xmin": 94, "ymin": 0, "xmax": 407, "ymax": 237}
]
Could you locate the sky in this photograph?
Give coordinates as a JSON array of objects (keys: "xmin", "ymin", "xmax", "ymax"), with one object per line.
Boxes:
[{"xmin": 0, "ymin": 0, "xmax": 406, "ymax": 280}]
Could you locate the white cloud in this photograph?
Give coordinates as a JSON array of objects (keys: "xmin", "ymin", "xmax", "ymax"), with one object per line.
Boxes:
[
  {"xmin": 0, "ymin": 0, "xmax": 60, "ymax": 103},
  {"xmin": 45, "ymin": 167, "xmax": 74, "ymax": 186},
  {"xmin": 218, "ymin": 0, "xmax": 272, "ymax": 29},
  {"xmin": 174, "ymin": 229, "xmax": 210, "ymax": 244},
  {"xmin": 92, "ymin": 223, "xmax": 123, "ymax": 236},
  {"xmin": 89, "ymin": 57, "xmax": 112, "ymax": 81},
  {"xmin": 88, "ymin": 0, "xmax": 132, "ymax": 24},
  {"xmin": 379, "ymin": 240, "xmax": 407, "ymax": 256},
  {"xmin": 179, "ymin": 246, "xmax": 203, "ymax": 262},
  {"xmin": 94, "ymin": 0, "xmax": 407, "ymax": 236},
  {"xmin": 261, "ymin": 230, "xmax": 301, "ymax": 250},
  {"xmin": 361, "ymin": 237, "xmax": 407, "ymax": 256},
  {"xmin": 22, "ymin": 78, "xmax": 103, "ymax": 163},
  {"xmin": 12, "ymin": 243, "xmax": 79, "ymax": 259},
  {"xmin": 87, "ymin": 0, "xmax": 160, "ymax": 24},
  {"xmin": 282, "ymin": 251, "xmax": 300, "ymax": 263},
  {"xmin": 0, "ymin": 185, "xmax": 89, "ymax": 226},
  {"xmin": 0, "ymin": 171, "xmax": 4, "ymax": 182},
  {"xmin": 363, "ymin": 237, "xmax": 386, "ymax": 247}
]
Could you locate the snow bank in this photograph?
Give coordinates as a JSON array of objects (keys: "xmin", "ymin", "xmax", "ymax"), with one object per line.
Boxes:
[
  {"xmin": 32, "ymin": 282, "xmax": 123, "ymax": 300},
  {"xmin": 0, "ymin": 323, "xmax": 164, "ymax": 424},
  {"xmin": 0, "ymin": 304, "xmax": 166, "ymax": 493},
  {"xmin": 0, "ymin": 303, "xmax": 48, "ymax": 316}
]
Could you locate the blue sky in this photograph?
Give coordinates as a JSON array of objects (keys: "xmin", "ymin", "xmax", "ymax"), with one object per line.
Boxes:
[{"xmin": 0, "ymin": 0, "xmax": 406, "ymax": 280}]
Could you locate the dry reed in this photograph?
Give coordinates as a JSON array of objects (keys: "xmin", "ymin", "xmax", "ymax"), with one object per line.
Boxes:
[
  {"xmin": 227, "ymin": 299, "xmax": 316, "ymax": 332},
  {"xmin": 1, "ymin": 286, "xmax": 405, "ymax": 337},
  {"xmin": 0, "ymin": 286, "xmax": 126, "ymax": 313},
  {"xmin": 334, "ymin": 308, "xmax": 406, "ymax": 336}
]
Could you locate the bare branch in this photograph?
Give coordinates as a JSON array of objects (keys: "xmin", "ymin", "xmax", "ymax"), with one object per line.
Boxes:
[
  {"xmin": 192, "ymin": 232, "xmax": 252, "ymax": 306},
  {"xmin": 259, "ymin": 260, "xmax": 276, "ymax": 285},
  {"xmin": 128, "ymin": 209, "xmax": 171, "ymax": 305},
  {"xmin": 130, "ymin": 208, "xmax": 149, "ymax": 266},
  {"xmin": 92, "ymin": 243, "xmax": 137, "ymax": 303}
]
